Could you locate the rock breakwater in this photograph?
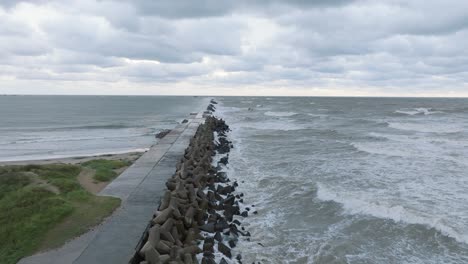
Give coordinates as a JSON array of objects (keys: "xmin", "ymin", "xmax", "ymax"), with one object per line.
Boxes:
[{"xmin": 131, "ymin": 103, "xmax": 250, "ymax": 264}]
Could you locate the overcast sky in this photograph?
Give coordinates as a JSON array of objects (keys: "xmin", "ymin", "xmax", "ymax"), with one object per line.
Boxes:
[{"xmin": 1, "ymin": 0, "xmax": 468, "ymax": 96}]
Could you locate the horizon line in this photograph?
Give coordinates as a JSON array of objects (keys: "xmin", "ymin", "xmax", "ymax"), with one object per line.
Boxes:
[{"xmin": 1, "ymin": 94, "xmax": 468, "ymax": 99}]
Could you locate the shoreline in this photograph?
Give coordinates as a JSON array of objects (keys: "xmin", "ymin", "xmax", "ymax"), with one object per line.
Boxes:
[{"xmin": 0, "ymin": 150, "xmax": 146, "ymax": 166}]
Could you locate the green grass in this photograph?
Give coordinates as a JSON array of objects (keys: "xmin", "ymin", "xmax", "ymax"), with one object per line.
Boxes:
[
  {"xmin": 0, "ymin": 163, "xmax": 122, "ymax": 264},
  {"xmin": 82, "ymin": 159, "xmax": 131, "ymax": 182},
  {"xmin": 38, "ymin": 195, "xmax": 120, "ymax": 251}
]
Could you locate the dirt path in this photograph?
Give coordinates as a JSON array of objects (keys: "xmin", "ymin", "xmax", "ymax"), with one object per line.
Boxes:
[{"xmin": 77, "ymin": 167, "xmax": 107, "ymax": 195}]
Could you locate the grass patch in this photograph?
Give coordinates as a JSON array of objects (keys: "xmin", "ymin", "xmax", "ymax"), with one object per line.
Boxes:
[
  {"xmin": 38, "ymin": 195, "xmax": 120, "ymax": 251},
  {"xmin": 82, "ymin": 159, "xmax": 131, "ymax": 182},
  {"xmin": 0, "ymin": 162, "xmax": 122, "ymax": 264}
]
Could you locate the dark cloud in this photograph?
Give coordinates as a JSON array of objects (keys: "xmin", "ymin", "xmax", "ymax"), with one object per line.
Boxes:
[{"xmin": 124, "ymin": 0, "xmax": 355, "ymax": 18}]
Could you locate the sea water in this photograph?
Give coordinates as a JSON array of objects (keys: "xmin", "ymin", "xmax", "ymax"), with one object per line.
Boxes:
[
  {"xmin": 216, "ymin": 97, "xmax": 468, "ymax": 263},
  {"xmin": 0, "ymin": 95, "xmax": 207, "ymax": 162}
]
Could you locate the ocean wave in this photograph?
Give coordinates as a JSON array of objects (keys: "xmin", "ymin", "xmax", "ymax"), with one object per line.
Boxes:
[
  {"xmin": 7, "ymin": 133, "xmax": 149, "ymax": 145},
  {"xmin": 368, "ymin": 132, "xmax": 468, "ymax": 146},
  {"xmin": 394, "ymin": 108, "xmax": 444, "ymax": 116},
  {"xmin": 307, "ymin": 113, "xmax": 327, "ymax": 119},
  {"xmin": 237, "ymin": 120, "xmax": 307, "ymax": 131},
  {"xmin": 0, "ymin": 124, "xmax": 136, "ymax": 132},
  {"xmin": 316, "ymin": 183, "xmax": 468, "ymax": 244},
  {"xmin": 387, "ymin": 122, "xmax": 464, "ymax": 133},
  {"xmin": 264, "ymin": 111, "xmax": 298, "ymax": 117},
  {"xmin": 350, "ymin": 142, "xmax": 411, "ymax": 157},
  {"xmin": 69, "ymin": 124, "xmax": 134, "ymax": 130}
]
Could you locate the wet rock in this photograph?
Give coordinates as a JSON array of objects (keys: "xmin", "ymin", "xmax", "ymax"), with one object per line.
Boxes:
[
  {"xmin": 218, "ymin": 242, "xmax": 232, "ymax": 258},
  {"xmin": 215, "ymin": 219, "xmax": 229, "ymax": 231},
  {"xmin": 218, "ymin": 186, "xmax": 234, "ymax": 195},
  {"xmin": 202, "ymin": 242, "xmax": 214, "ymax": 253},
  {"xmin": 223, "ymin": 196, "xmax": 235, "ymax": 206},
  {"xmin": 207, "ymin": 104, "xmax": 216, "ymax": 112},
  {"xmin": 219, "ymin": 156, "xmax": 229, "ymax": 165},
  {"xmin": 228, "ymin": 239, "xmax": 236, "ymax": 248},
  {"xmin": 155, "ymin": 129, "xmax": 171, "ymax": 139},
  {"xmin": 202, "ymin": 257, "xmax": 216, "ymax": 264},
  {"xmin": 214, "ymin": 232, "xmax": 223, "ymax": 242},
  {"xmin": 200, "ymin": 223, "xmax": 215, "ymax": 233}
]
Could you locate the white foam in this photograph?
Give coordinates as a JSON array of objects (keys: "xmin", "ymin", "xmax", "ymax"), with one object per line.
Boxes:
[
  {"xmin": 351, "ymin": 142, "xmax": 412, "ymax": 157},
  {"xmin": 316, "ymin": 183, "xmax": 468, "ymax": 244},
  {"xmin": 395, "ymin": 108, "xmax": 444, "ymax": 116},
  {"xmin": 387, "ymin": 121, "xmax": 464, "ymax": 133},
  {"xmin": 238, "ymin": 120, "xmax": 307, "ymax": 131},
  {"xmin": 307, "ymin": 113, "xmax": 327, "ymax": 119},
  {"xmin": 8, "ymin": 133, "xmax": 147, "ymax": 145},
  {"xmin": 264, "ymin": 111, "xmax": 298, "ymax": 117}
]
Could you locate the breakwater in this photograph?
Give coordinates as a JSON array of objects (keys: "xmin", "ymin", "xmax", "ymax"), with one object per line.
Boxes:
[{"xmin": 131, "ymin": 101, "xmax": 252, "ymax": 264}]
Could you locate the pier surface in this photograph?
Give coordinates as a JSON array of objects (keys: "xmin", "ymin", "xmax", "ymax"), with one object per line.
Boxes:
[{"xmin": 18, "ymin": 112, "xmax": 205, "ymax": 264}]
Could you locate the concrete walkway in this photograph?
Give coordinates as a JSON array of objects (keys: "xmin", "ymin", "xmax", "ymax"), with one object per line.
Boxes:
[{"xmin": 19, "ymin": 112, "xmax": 205, "ymax": 264}]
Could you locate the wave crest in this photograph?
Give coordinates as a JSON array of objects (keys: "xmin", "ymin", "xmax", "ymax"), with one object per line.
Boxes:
[
  {"xmin": 387, "ymin": 122, "xmax": 464, "ymax": 133},
  {"xmin": 394, "ymin": 108, "xmax": 443, "ymax": 116},
  {"xmin": 316, "ymin": 183, "xmax": 468, "ymax": 244},
  {"xmin": 264, "ymin": 111, "xmax": 298, "ymax": 117}
]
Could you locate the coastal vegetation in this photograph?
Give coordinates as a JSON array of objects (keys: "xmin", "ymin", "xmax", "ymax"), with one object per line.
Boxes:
[
  {"xmin": 0, "ymin": 159, "xmax": 130, "ymax": 264},
  {"xmin": 82, "ymin": 159, "xmax": 131, "ymax": 182}
]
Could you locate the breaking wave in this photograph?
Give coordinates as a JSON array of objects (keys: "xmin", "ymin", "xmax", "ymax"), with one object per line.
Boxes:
[
  {"xmin": 387, "ymin": 121, "xmax": 464, "ymax": 133},
  {"xmin": 394, "ymin": 108, "xmax": 444, "ymax": 116},
  {"xmin": 264, "ymin": 111, "xmax": 298, "ymax": 117},
  {"xmin": 316, "ymin": 183, "xmax": 468, "ymax": 244}
]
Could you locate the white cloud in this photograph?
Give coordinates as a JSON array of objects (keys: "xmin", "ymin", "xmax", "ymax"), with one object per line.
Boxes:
[{"xmin": 0, "ymin": 0, "xmax": 467, "ymax": 96}]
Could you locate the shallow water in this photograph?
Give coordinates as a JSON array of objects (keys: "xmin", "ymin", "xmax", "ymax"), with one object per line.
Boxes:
[
  {"xmin": 216, "ymin": 97, "xmax": 468, "ymax": 263},
  {"xmin": 0, "ymin": 95, "xmax": 207, "ymax": 162}
]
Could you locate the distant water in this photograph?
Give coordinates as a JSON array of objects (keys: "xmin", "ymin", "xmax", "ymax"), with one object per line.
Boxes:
[
  {"xmin": 217, "ymin": 97, "xmax": 468, "ymax": 263},
  {"xmin": 0, "ymin": 96, "xmax": 207, "ymax": 162}
]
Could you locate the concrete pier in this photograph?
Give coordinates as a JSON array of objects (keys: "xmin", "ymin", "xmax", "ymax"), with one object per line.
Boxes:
[{"xmin": 18, "ymin": 112, "xmax": 205, "ymax": 264}]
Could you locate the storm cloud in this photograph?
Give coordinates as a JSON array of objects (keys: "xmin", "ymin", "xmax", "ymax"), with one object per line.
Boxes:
[{"xmin": 0, "ymin": 0, "xmax": 467, "ymax": 96}]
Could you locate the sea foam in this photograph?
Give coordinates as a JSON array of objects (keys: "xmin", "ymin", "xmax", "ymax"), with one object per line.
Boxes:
[
  {"xmin": 316, "ymin": 183, "xmax": 468, "ymax": 244},
  {"xmin": 264, "ymin": 111, "xmax": 298, "ymax": 117},
  {"xmin": 387, "ymin": 121, "xmax": 464, "ymax": 133},
  {"xmin": 394, "ymin": 108, "xmax": 443, "ymax": 116}
]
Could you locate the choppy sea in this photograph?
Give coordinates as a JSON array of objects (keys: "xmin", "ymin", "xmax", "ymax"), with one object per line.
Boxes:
[{"xmin": 216, "ymin": 96, "xmax": 468, "ymax": 263}]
